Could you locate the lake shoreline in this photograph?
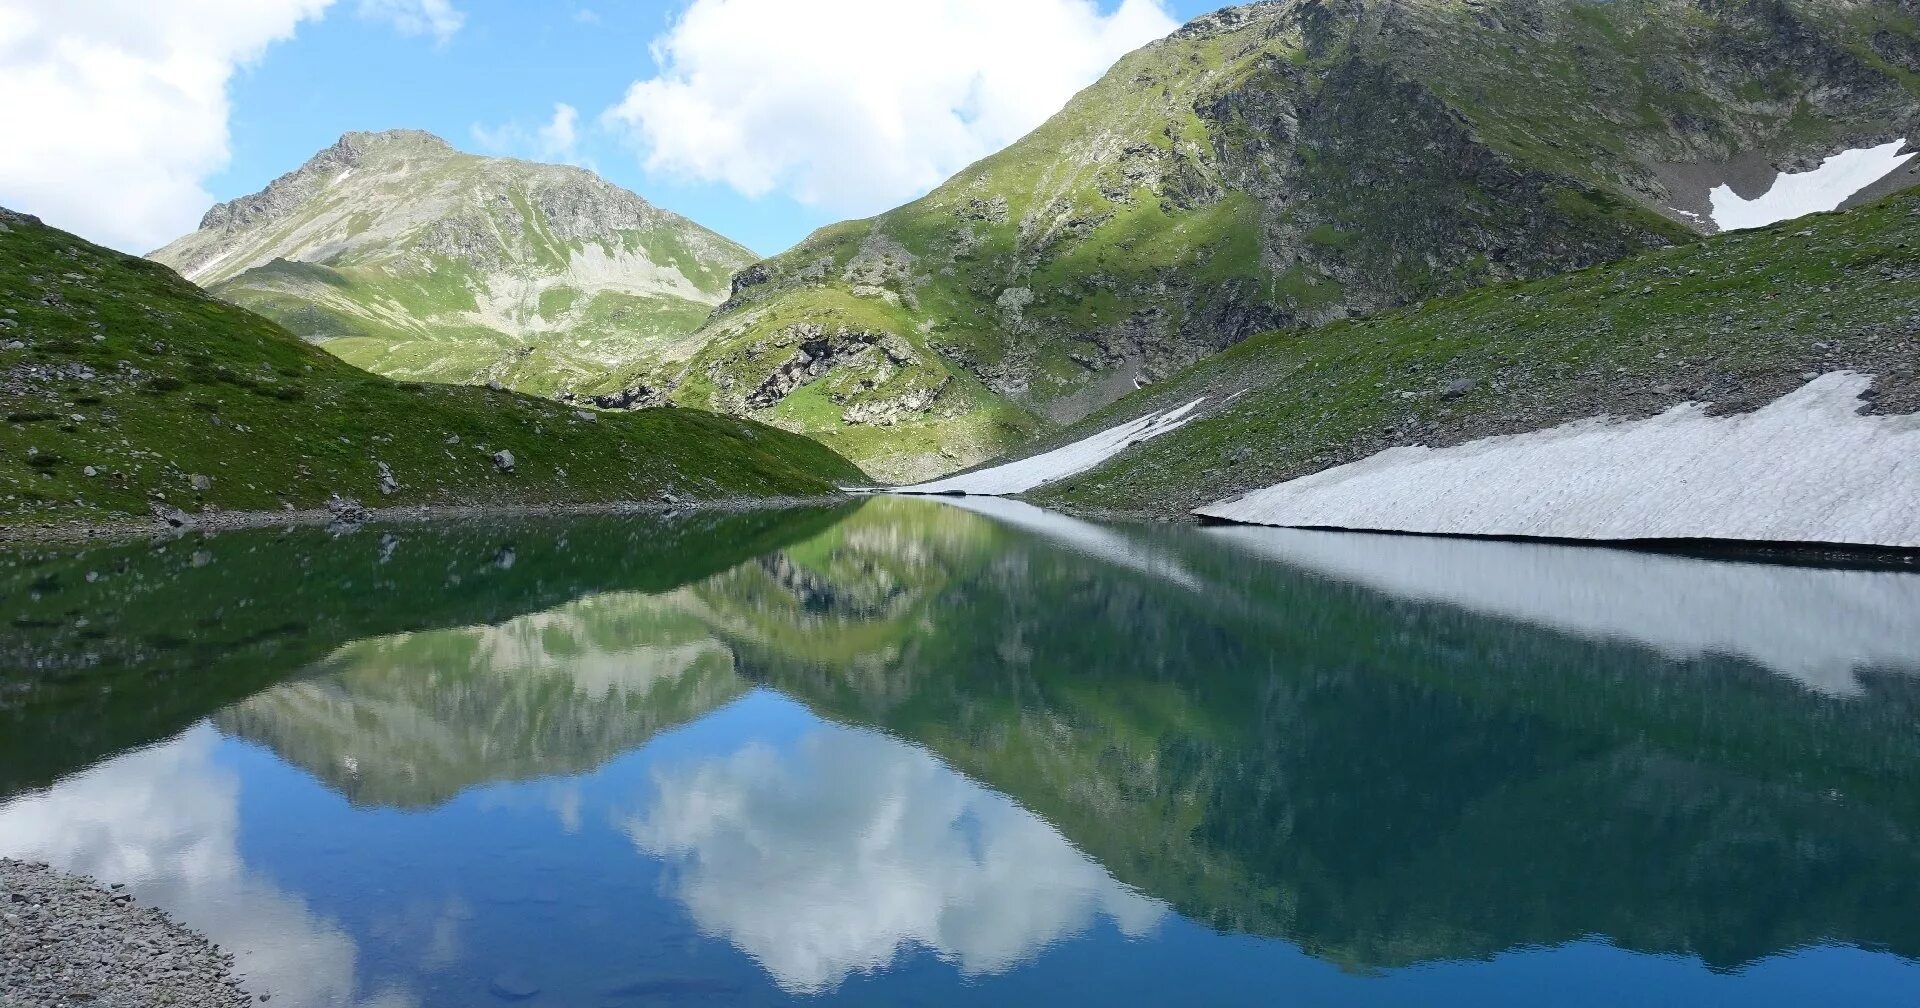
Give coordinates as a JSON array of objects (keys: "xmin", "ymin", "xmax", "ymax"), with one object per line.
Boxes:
[
  {"xmin": 1022, "ymin": 498, "xmax": 1920, "ymax": 570},
  {"xmin": 0, "ymin": 858, "xmax": 256, "ymax": 1007},
  {"xmin": 0, "ymin": 494, "xmax": 851, "ymax": 546}
]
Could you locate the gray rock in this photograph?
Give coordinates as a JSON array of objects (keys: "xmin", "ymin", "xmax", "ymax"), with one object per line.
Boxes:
[
  {"xmin": 188, "ymin": 474, "xmax": 213, "ymax": 492},
  {"xmin": 1439, "ymin": 377, "xmax": 1477, "ymax": 400},
  {"xmin": 375, "ymin": 461, "xmax": 399, "ymax": 496},
  {"xmin": 0, "ymin": 859, "xmax": 255, "ymax": 1007},
  {"xmin": 325, "ymin": 495, "xmax": 372, "ymax": 523},
  {"xmin": 151, "ymin": 505, "xmax": 196, "ymax": 529},
  {"xmin": 491, "ymin": 449, "xmax": 515, "ymax": 472}
]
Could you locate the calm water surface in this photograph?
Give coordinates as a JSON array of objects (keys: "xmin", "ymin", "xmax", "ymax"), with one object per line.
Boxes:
[{"xmin": 4, "ymin": 497, "xmax": 1919, "ymax": 1006}]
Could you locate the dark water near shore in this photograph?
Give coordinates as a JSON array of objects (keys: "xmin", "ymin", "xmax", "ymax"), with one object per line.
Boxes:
[{"xmin": 4, "ymin": 497, "xmax": 1920, "ymax": 1006}]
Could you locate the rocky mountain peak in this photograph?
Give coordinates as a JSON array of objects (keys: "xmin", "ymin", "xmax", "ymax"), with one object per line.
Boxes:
[{"xmin": 193, "ymin": 129, "xmax": 459, "ymax": 235}]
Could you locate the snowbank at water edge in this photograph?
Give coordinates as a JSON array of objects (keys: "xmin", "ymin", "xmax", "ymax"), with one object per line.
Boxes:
[{"xmin": 1198, "ymin": 372, "xmax": 1920, "ymax": 549}]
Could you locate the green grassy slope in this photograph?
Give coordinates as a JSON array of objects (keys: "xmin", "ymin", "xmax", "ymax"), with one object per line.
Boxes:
[
  {"xmin": 671, "ymin": 0, "xmax": 1920, "ymax": 482},
  {"xmin": 0, "ymin": 208, "xmax": 863, "ymax": 531},
  {"xmin": 1031, "ymin": 187, "xmax": 1920, "ymax": 516}
]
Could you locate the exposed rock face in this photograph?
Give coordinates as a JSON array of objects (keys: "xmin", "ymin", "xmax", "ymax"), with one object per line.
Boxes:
[
  {"xmin": 673, "ymin": 0, "xmax": 1920, "ymax": 481},
  {"xmin": 149, "ymin": 130, "xmax": 756, "ymax": 399}
]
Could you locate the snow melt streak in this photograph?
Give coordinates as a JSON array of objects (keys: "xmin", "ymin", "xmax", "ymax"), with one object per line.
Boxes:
[
  {"xmin": 1710, "ymin": 140, "xmax": 1914, "ymax": 231},
  {"xmin": 897, "ymin": 398, "xmax": 1206, "ymax": 495},
  {"xmin": 1198, "ymin": 372, "xmax": 1920, "ymax": 549}
]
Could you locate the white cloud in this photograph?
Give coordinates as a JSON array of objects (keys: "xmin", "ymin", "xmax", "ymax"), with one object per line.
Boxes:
[
  {"xmin": 356, "ymin": 0, "xmax": 463, "ymax": 45},
  {"xmin": 0, "ymin": 725, "xmax": 406, "ymax": 1007},
  {"xmin": 0, "ymin": 0, "xmax": 335, "ymax": 252},
  {"xmin": 0, "ymin": 0, "xmax": 467, "ymax": 254},
  {"xmin": 538, "ymin": 103, "xmax": 581, "ymax": 161},
  {"xmin": 627, "ymin": 724, "xmax": 1165, "ymax": 993},
  {"xmin": 471, "ymin": 102, "xmax": 590, "ymax": 167},
  {"xmin": 604, "ymin": 0, "xmax": 1176, "ymax": 213}
]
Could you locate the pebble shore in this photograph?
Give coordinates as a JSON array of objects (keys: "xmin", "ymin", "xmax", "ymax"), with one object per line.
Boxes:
[{"xmin": 0, "ymin": 858, "xmax": 257, "ymax": 1007}]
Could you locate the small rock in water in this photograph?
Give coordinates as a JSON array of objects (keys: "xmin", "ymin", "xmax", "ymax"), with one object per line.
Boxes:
[{"xmin": 488, "ymin": 970, "xmax": 540, "ymax": 1001}]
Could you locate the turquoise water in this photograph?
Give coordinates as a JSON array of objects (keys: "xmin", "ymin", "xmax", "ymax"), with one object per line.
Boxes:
[{"xmin": 3, "ymin": 496, "xmax": 1918, "ymax": 1006}]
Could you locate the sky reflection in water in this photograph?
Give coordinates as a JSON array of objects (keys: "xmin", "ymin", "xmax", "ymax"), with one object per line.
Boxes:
[{"xmin": 2, "ymin": 497, "xmax": 1918, "ymax": 1006}]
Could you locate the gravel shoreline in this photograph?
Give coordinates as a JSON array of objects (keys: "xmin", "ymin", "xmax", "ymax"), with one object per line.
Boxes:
[{"xmin": 0, "ymin": 859, "xmax": 256, "ymax": 1007}]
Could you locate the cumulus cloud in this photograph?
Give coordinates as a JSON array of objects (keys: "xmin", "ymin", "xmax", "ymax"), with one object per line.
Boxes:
[
  {"xmin": 472, "ymin": 102, "xmax": 590, "ymax": 166},
  {"xmin": 356, "ymin": 0, "xmax": 464, "ymax": 45},
  {"xmin": 0, "ymin": 0, "xmax": 334, "ymax": 252},
  {"xmin": 538, "ymin": 103, "xmax": 582, "ymax": 161},
  {"xmin": 0, "ymin": 726, "xmax": 405, "ymax": 1006},
  {"xmin": 627, "ymin": 724, "xmax": 1165, "ymax": 993},
  {"xmin": 604, "ymin": 0, "xmax": 1177, "ymax": 213},
  {"xmin": 0, "ymin": 0, "xmax": 467, "ymax": 253}
]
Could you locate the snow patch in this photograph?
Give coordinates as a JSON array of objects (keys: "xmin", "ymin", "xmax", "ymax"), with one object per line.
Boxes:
[
  {"xmin": 1204, "ymin": 524, "xmax": 1920, "ymax": 697},
  {"xmin": 1198, "ymin": 372, "xmax": 1920, "ymax": 549},
  {"xmin": 897, "ymin": 398, "xmax": 1207, "ymax": 495},
  {"xmin": 1709, "ymin": 140, "xmax": 1913, "ymax": 231},
  {"xmin": 182, "ymin": 244, "xmax": 245, "ymax": 284}
]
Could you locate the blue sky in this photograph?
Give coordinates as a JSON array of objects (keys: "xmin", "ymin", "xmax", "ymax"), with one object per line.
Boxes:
[{"xmin": 203, "ymin": 0, "xmax": 1232, "ymax": 256}]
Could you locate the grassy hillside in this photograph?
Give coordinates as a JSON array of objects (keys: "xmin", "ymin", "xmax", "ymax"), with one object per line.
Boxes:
[
  {"xmin": 0, "ymin": 207, "xmax": 863, "ymax": 532},
  {"xmin": 150, "ymin": 130, "xmax": 757, "ymax": 401},
  {"xmin": 666, "ymin": 0, "xmax": 1920, "ymax": 481},
  {"xmin": 1031, "ymin": 187, "xmax": 1920, "ymax": 516}
]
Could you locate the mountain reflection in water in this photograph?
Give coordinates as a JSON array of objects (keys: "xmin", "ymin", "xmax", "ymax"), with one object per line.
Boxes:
[{"xmin": 2, "ymin": 497, "xmax": 1917, "ymax": 1006}]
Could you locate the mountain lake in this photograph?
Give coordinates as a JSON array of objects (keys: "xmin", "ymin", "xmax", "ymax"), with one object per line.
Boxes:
[{"xmin": 4, "ymin": 495, "xmax": 1918, "ymax": 1007}]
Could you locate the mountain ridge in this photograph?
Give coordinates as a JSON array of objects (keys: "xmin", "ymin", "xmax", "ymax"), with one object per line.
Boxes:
[
  {"xmin": 655, "ymin": 0, "xmax": 1920, "ymax": 482},
  {"xmin": 149, "ymin": 129, "xmax": 757, "ymax": 399}
]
